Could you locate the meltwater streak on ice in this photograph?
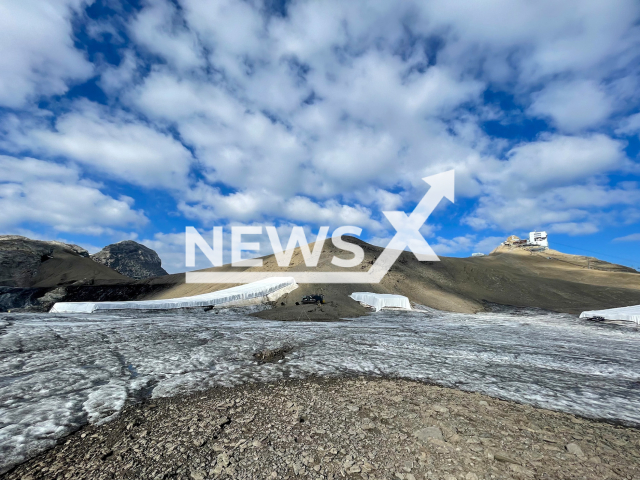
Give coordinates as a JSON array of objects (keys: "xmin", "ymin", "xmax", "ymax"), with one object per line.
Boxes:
[{"xmin": 1, "ymin": 308, "xmax": 640, "ymax": 473}]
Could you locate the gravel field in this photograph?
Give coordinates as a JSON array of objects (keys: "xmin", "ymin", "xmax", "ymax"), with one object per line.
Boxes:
[{"xmin": 4, "ymin": 377, "xmax": 640, "ymax": 480}]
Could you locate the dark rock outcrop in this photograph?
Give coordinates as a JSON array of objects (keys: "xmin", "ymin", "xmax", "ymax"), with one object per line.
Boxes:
[
  {"xmin": 0, "ymin": 286, "xmax": 49, "ymax": 311},
  {"xmin": 0, "ymin": 236, "xmax": 173, "ymax": 309},
  {"xmin": 253, "ymin": 345, "xmax": 293, "ymax": 363},
  {"xmin": 0, "ymin": 283, "xmax": 174, "ymax": 313},
  {"xmin": 0, "ymin": 236, "xmax": 89, "ymax": 281},
  {"xmin": 91, "ymin": 240, "xmax": 168, "ymax": 279},
  {"xmin": 0, "ymin": 235, "xmax": 129, "ymax": 288},
  {"xmin": 0, "ymin": 235, "xmax": 95, "ymax": 287}
]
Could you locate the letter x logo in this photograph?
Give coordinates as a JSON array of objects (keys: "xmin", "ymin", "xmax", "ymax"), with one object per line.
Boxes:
[{"xmin": 383, "ymin": 170, "xmax": 454, "ymax": 261}]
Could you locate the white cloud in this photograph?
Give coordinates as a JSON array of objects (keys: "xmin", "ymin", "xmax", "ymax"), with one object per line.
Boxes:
[
  {"xmin": 616, "ymin": 112, "xmax": 640, "ymax": 136},
  {"xmin": 432, "ymin": 235, "xmax": 476, "ymax": 255},
  {"xmin": 496, "ymin": 134, "xmax": 625, "ymax": 192},
  {"xmin": 2, "ymin": 0, "xmax": 640, "ymax": 246},
  {"xmin": 130, "ymin": 71, "xmax": 239, "ymax": 121},
  {"xmin": 140, "ymin": 232, "xmax": 188, "ymax": 273},
  {"xmin": 529, "ymin": 80, "xmax": 613, "ymax": 132},
  {"xmin": 6, "ymin": 101, "xmax": 194, "ymax": 190},
  {"xmin": 87, "ymin": 0, "xmax": 639, "ymax": 237},
  {"xmin": 0, "ymin": 156, "xmax": 147, "ymax": 234},
  {"xmin": 351, "ymin": 188, "xmax": 405, "ymax": 212},
  {"xmin": 178, "ymin": 182, "xmax": 384, "ymax": 232},
  {"xmin": 462, "ymin": 134, "xmax": 636, "ymax": 235},
  {"xmin": 111, "ymin": 0, "xmax": 639, "ymax": 235},
  {"xmin": 141, "ymin": 226, "xmax": 294, "ymax": 273},
  {"xmin": 0, "ymin": 155, "xmax": 79, "ymax": 183},
  {"xmin": 474, "ymin": 236, "xmax": 505, "ymax": 254},
  {"xmin": 544, "ymin": 183, "xmax": 640, "ymax": 209},
  {"xmin": 422, "ymin": 0, "xmax": 640, "ymax": 83},
  {"xmin": 465, "ymin": 182, "xmax": 640, "ymax": 234},
  {"xmin": 548, "ymin": 222, "xmax": 599, "ymax": 235},
  {"xmin": 613, "ymin": 233, "xmax": 640, "ymax": 242},
  {"xmin": 283, "ymin": 197, "xmax": 380, "ymax": 230},
  {"xmin": 99, "ymin": 50, "xmax": 140, "ymax": 95},
  {"xmin": 0, "ymin": 0, "xmax": 94, "ymax": 107},
  {"xmin": 124, "ymin": 67, "xmax": 489, "ymax": 222},
  {"xmin": 130, "ymin": 0, "xmax": 205, "ymax": 71}
]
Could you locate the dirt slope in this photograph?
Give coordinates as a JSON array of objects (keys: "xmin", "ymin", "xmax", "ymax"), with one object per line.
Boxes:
[
  {"xmin": 142, "ymin": 238, "xmax": 640, "ymax": 319},
  {"xmin": 30, "ymin": 251, "xmax": 134, "ymax": 288}
]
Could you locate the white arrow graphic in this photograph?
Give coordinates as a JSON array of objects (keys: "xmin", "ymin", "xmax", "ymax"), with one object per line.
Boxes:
[{"xmin": 187, "ymin": 170, "xmax": 455, "ymax": 284}]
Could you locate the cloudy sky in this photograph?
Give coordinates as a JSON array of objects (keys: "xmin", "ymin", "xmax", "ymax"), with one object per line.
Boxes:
[{"xmin": 1, "ymin": 0, "xmax": 640, "ymax": 272}]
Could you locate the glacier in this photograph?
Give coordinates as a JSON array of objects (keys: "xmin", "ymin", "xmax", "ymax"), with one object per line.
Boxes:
[{"xmin": 1, "ymin": 307, "xmax": 639, "ymax": 473}]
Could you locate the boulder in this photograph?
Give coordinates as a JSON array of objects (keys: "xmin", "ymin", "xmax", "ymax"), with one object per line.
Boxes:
[
  {"xmin": 566, "ymin": 443, "xmax": 585, "ymax": 458},
  {"xmin": 253, "ymin": 346, "xmax": 292, "ymax": 363},
  {"xmin": 413, "ymin": 426, "xmax": 443, "ymax": 442},
  {"xmin": 91, "ymin": 241, "xmax": 168, "ymax": 279}
]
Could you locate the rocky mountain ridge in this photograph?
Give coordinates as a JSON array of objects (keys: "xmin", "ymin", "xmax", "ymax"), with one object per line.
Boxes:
[
  {"xmin": 91, "ymin": 240, "xmax": 168, "ymax": 279},
  {"xmin": 2, "ymin": 234, "xmax": 640, "ymax": 316},
  {"xmin": 0, "ymin": 236, "xmax": 168, "ymax": 311},
  {"xmin": 0, "ymin": 235, "xmax": 94, "ymax": 287}
]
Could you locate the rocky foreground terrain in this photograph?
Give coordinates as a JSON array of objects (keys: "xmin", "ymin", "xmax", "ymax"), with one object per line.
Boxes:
[{"xmin": 5, "ymin": 377, "xmax": 639, "ymax": 480}]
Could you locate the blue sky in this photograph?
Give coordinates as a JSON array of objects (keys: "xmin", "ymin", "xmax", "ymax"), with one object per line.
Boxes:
[{"xmin": 1, "ymin": 0, "xmax": 640, "ymax": 272}]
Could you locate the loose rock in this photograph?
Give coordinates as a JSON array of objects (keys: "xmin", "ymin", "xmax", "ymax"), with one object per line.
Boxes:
[
  {"xmin": 566, "ymin": 442, "xmax": 585, "ymax": 457},
  {"xmin": 413, "ymin": 426, "xmax": 443, "ymax": 442},
  {"xmin": 4, "ymin": 377, "xmax": 639, "ymax": 480}
]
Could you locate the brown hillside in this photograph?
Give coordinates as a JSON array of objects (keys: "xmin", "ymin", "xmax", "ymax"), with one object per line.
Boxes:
[
  {"xmin": 30, "ymin": 250, "xmax": 132, "ymax": 288},
  {"xmin": 0, "ymin": 236, "xmax": 130, "ymax": 288},
  {"xmin": 142, "ymin": 238, "xmax": 640, "ymax": 319}
]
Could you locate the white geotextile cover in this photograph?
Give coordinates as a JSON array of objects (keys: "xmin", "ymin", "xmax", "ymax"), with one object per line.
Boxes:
[
  {"xmin": 579, "ymin": 305, "xmax": 640, "ymax": 325},
  {"xmin": 350, "ymin": 292, "xmax": 411, "ymax": 312},
  {"xmin": 50, "ymin": 277, "xmax": 296, "ymax": 314}
]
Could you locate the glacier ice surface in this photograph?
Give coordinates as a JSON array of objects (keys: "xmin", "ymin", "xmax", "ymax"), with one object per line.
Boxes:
[{"xmin": 1, "ymin": 307, "xmax": 639, "ymax": 473}]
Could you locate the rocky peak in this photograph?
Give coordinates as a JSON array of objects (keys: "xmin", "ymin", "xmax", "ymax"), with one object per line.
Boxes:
[
  {"xmin": 91, "ymin": 240, "xmax": 168, "ymax": 279},
  {"xmin": 0, "ymin": 235, "xmax": 90, "ymax": 257},
  {"xmin": 0, "ymin": 236, "xmax": 91, "ymax": 287}
]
